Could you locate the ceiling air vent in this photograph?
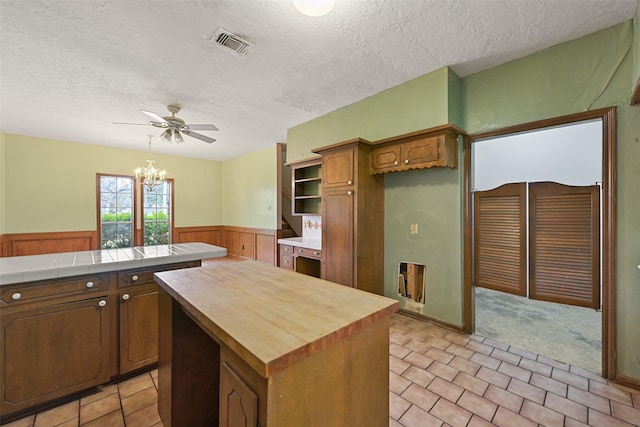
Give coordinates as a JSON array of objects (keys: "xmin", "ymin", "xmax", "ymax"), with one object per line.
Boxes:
[{"xmin": 208, "ymin": 28, "xmax": 252, "ymax": 56}]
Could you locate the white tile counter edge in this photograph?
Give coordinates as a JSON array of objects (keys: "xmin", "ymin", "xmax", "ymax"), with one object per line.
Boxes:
[
  {"xmin": 277, "ymin": 237, "xmax": 322, "ymax": 251},
  {"xmin": 0, "ymin": 242, "xmax": 227, "ymax": 286}
]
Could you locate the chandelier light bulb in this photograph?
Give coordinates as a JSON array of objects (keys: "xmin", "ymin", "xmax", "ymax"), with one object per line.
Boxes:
[{"xmin": 292, "ymin": 0, "xmax": 335, "ymax": 16}]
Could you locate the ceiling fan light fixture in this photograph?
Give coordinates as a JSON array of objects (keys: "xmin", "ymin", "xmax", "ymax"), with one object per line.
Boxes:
[
  {"xmin": 174, "ymin": 131, "xmax": 184, "ymax": 144},
  {"xmin": 160, "ymin": 129, "xmax": 173, "ymax": 142},
  {"xmin": 292, "ymin": 0, "xmax": 335, "ymax": 16}
]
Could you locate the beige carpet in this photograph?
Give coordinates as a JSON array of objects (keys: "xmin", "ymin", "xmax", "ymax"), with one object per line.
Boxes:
[{"xmin": 474, "ymin": 286, "xmax": 602, "ymax": 374}]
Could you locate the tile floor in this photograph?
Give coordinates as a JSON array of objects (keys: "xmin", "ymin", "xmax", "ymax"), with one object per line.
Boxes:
[{"xmin": 3, "ymin": 313, "xmax": 640, "ymax": 427}]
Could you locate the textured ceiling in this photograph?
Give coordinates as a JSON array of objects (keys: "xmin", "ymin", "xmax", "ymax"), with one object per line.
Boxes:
[{"xmin": 0, "ymin": 0, "xmax": 637, "ymax": 161}]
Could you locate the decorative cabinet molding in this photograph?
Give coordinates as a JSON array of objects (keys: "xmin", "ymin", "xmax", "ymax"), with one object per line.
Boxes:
[{"xmin": 370, "ymin": 123, "xmax": 466, "ymax": 174}]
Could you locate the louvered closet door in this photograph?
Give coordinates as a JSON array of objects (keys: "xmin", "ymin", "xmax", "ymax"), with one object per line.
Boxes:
[
  {"xmin": 474, "ymin": 183, "xmax": 527, "ymax": 296},
  {"xmin": 529, "ymin": 182, "xmax": 600, "ymax": 309}
]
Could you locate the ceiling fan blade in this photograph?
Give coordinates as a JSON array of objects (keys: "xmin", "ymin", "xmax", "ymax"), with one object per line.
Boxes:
[
  {"xmin": 141, "ymin": 110, "xmax": 168, "ymax": 124},
  {"xmin": 187, "ymin": 124, "xmax": 219, "ymax": 131},
  {"xmin": 183, "ymin": 130, "xmax": 216, "ymax": 144},
  {"xmin": 112, "ymin": 122, "xmax": 151, "ymax": 126}
]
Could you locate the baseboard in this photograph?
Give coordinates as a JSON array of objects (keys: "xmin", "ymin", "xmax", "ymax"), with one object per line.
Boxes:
[
  {"xmin": 615, "ymin": 373, "xmax": 640, "ymax": 391},
  {"xmin": 397, "ymin": 309, "xmax": 465, "ymax": 334}
]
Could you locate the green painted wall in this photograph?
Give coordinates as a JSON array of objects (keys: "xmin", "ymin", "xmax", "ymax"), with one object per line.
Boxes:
[
  {"xmin": 463, "ymin": 20, "xmax": 640, "ymax": 378},
  {"xmin": 286, "ymin": 21, "xmax": 640, "ymax": 379},
  {"xmin": 635, "ymin": 13, "xmax": 640, "ymax": 86},
  {"xmin": 221, "ymin": 145, "xmax": 278, "ymax": 229},
  {"xmin": 2, "ymin": 134, "xmax": 223, "ymax": 232},
  {"xmin": 286, "ymin": 67, "xmax": 452, "ymax": 163},
  {"xmin": 287, "ymin": 66, "xmax": 465, "ymax": 326}
]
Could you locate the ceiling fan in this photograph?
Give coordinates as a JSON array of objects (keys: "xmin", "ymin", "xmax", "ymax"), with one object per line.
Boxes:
[{"xmin": 114, "ymin": 104, "xmax": 218, "ymax": 144}]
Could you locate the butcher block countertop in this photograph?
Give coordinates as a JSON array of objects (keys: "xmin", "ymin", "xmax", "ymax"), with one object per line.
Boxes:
[{"xmin": 154, "ymin": 260, "xmax": 398, "ymax": 378}]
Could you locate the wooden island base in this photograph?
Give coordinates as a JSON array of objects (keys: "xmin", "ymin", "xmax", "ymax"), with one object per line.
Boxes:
[{"xmin": 155, "ymin": 260, "xmax": 398, "ymax": 427}]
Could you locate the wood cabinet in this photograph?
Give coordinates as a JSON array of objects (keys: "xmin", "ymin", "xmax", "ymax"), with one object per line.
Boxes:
[
  {"xmin": 156, "ymin": 261, "xmax": 398, "ymax": 427},
  {"xmin": 0, "ymin": 260, "xmax": 200, "ymax": 420},
  {"xmin": 119, "ymin": 284, "xmax": 159, "ymax": 374},
  {"xmin": 370, "ymin": 123, "xmax": 465, "ymax": 174},
  {"xmin": 0, "ymin": 289, "xmax": 110, "ymax": 415},
  {"xmin": 279, "ymin": 244, "xmax": 294, "ymax": 270},
  {"xmin": 312, "ymin": 139, "xmax": 385, "ymax": 295},
  {"xmin": 279, "ymin": 244, "xmax": 321, "ymax": 277},
  {"xmin": 287, "ymin": 157, "xmax": 322, "ymax": 215}
]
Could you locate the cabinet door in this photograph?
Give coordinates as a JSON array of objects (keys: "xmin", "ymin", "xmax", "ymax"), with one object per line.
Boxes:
[
  {"xmin": 1, "ymin": 296, "xmax": 110, "ymax": 416},
  {"xmin": 120, "ymin": 285, "xmax": 159, "ymax": 374},
  {"xmin": 323, "ymin": 148, "xmax": 354, "ymax": 189},
  {"xmin": 402, "ymin": 136, "xmax": 442, "ymax": 168},
  {"xmin": 237, "ymin": 232, "xmax": 255, "ymax": 259},
  {"xmin": 371, "ymin": 144, "xmax": 401, "ymax": 173},
  {"xmin": 322, "ymin": 189, "xmax": 354, "ymax": 287},
  {"xmin": 219, "ymin": 362, "xmax": 258, "ymax": 427}
]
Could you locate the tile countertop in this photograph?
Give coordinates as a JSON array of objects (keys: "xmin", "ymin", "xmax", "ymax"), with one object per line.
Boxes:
[
  {"xmin": 277, "ymin": 237, "xmax": 322, "ymax": 251},
  {"xmin": 0, "ymin": 242, "xmax": 227, "ymax": 286}
]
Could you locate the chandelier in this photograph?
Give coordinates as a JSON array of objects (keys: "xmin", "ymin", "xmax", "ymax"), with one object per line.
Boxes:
[{"xmin": 135, "ymin": 135, "xmax": 166, "ymax": 191}]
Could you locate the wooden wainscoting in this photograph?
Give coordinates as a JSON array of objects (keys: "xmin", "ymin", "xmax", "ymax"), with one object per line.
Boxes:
[
  {"xmin": 173, "ymin": 226, "xmax": 223, "ymax": 246},
  {"xmin": 220, "ymin": 226, "xmax": 278, "ymax": 265},
  {"xmin": 1, "ymin": 226, "xmax": 281, "ymax": 265},
  {"xmin": 1, "ymin": 231, "xmax": 98, "ymax": 257}
]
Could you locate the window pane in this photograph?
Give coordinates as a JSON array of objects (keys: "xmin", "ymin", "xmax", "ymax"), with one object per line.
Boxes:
[
  {"xmin": 143, "ymin": 181, "xmax": 171, "ymax": 246},
  {"xmin": 99, "ymin": 175, "xmax": 134, "ymax": 249}
]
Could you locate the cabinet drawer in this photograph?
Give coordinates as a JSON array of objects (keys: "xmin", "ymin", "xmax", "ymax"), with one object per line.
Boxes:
[
  {"xmin": 293, "ymin": 247, "xmax": 321, "ymax": 259},
  {"xmin": 280, "ymin": 254, "xmax": 294, "ymax": 270},
  {"xmin": 280, "ymin": 244, "xmax": 293, "ymax": 254},
  {"xmin": 117, "ymin": 261, "xmax": 199, "ymax": 288},
  {"xmin": 0, "ymin": 273, "xmax": 111, "ymax": 305}
]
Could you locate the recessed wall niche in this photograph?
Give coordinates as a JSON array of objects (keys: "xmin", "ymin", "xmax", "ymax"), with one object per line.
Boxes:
[{"xmin": 398, "ymin": 262, "xmax": 426, "ymax": 312}]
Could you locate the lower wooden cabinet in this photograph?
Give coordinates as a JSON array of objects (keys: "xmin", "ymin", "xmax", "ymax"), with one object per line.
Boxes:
[
  {"xmin": 0, "ymin": 260, "xmax": 200, "ymax": 420},
  {"xmin": 119, "ymin": 284, "xmax": 159, "ymax": 374},
  {"xmin": 219, "ymin": 362, "xmax": 258, "ymax": 427},
  {"xmin": 0, "ymin": 295, "xmax": 110, "ymax": 415}
]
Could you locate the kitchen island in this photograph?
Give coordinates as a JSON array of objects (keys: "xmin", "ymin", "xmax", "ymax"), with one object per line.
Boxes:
[
  {"xmin": 0, "ymin": 243, "xmax": 226, "ymax": 420},
  {"xmin": 155, "ymin": 260, "xmax": 398, "ymax": 427}
]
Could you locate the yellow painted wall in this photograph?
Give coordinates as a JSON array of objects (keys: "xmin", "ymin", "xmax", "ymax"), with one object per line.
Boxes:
[
  {"xmin": 0, "ymin": 131, "xmax": 6, "ymax": 234},
  {"xmin": 2, "ymin": 134, "xmax": 223, "ymax": 232},
  {"xmin": 221, "ymin": 145, "xmax": 278, "ymax": 229}
]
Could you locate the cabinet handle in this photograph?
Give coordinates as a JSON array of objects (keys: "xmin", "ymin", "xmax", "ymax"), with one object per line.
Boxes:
[
  {"xmin": 347, "ymin": 190, "xmax": 353, "ymax": 196},
  {"xmin": 405, "ymin": 159, "xmax": 409, "ymax": 164},
  {"xmin": 86, "ymin": 281, "xmax": 94, "ymax": 288},
  {"xmin": 314, "ymin": 251, "xmax": 319, "ymax": 255},
  {"xmin": 131, "ymin": 275, "xmax": 139, "ymax": 282},
  {"xmin": 394, "ymin": 161, "xmax": 399, "ymax": 165},
  {"xmin": 298, "ymin": 248, "xmax": 302, "ymax": 253},
  {"xmin": 11, "ymin": 292, "xmax": 21, "ymax": 300},
  {"xmin": 347, "ymin": 180, "xmax": 353, "ymax": 185},
  {"xmin": 122, "ymin": 293, "xmax": 130, "ymax": 301},
  {"xmin": 98, "ymin": 300, "xmax": 107, "ymax": 307}
]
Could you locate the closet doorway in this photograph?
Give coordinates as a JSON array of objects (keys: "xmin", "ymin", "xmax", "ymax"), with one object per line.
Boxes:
[{"xmin": 463, "ymin": 107, "xmax": 617, "ymax": 379}]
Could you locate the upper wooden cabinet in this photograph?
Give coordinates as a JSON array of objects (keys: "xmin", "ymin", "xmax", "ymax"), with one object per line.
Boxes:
[
  {"xmin": 370, "ymin": 123, "xmax": 466, "ymax": 174},
  {"xmin": 287, "ymin": 157, "xmax": 322, "ymax": 215},
  {"xmin": 322, "ymin": 148, "xmax": 355, "ymax": 188}
]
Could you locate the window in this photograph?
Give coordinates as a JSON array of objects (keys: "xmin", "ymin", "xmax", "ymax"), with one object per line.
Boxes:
[
  {"xmin": 143, "ymin": 181, "xmax": 172, "ymax": 245},
  {"xmin": 98, "ymin": 175, "xmax": 134, "ymax": 249},
  {"xmin": 97, "ymin": 175, "xmax": 174, "ymax": 249}
]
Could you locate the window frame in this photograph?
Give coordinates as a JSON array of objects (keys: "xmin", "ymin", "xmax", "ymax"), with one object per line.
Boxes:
[{"xmin": 96, "ymin": 174, "xmax": 175, "ymax": 248}]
